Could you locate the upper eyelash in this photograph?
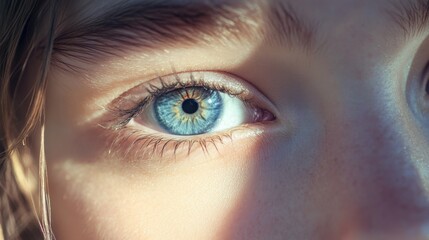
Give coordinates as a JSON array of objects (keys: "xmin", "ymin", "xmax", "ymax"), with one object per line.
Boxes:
[
  {"xmin": 145, "ymin": 72, "xmax": 249, "ymax": 103},
  {"xmin": 105, "ymin": 72, "xmax": 251, "ymax": 131}
]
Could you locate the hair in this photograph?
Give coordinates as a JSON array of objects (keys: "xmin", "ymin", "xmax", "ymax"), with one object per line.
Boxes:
[{"xmin": 0, "ymin": 1, "xmax": 57, "ymax": 239}]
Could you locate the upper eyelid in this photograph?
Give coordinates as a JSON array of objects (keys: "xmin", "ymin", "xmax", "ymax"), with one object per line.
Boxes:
[{"xmin": 113, "ymin": 71, "xmax": 252, "ymax": 103}]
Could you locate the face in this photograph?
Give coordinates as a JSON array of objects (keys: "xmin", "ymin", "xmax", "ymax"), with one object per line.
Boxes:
[{"xmin": 40, "ymin": 0, "xmax": 429, "ymax": 239}]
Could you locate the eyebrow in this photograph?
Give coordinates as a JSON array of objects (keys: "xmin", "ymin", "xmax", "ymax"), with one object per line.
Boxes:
[
  {"xmin": 388, "ymin": 0, "xmax": 429, "ymax": 38},
  {"xmin": 51, "ymin": 1, "xmax": 316, "ymax": 71}
]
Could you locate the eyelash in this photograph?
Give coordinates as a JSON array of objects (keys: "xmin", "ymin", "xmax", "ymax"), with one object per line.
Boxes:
[
  {"xmin": 105, "ymin": 126, "xmax": 246, "ymax": 164},
  {"xmin": 102, "ymin": 72, "xmax": 268, "ymax": 162}
]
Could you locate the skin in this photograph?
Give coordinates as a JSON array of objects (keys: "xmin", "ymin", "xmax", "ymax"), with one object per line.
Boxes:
[{"xmin": 38, "ymin": 0, "xmax": 429, "ymax": 239}]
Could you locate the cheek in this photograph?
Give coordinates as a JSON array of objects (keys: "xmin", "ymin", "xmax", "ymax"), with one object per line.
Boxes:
[{"xmin": 48, "ymin": 140, "xmax": 261, "ymax": 240}]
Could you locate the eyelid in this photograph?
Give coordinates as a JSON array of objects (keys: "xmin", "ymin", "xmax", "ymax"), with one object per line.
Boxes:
[
  {"xmin": 117, "ymin": 71, "xmax": 253, "ymax": 103},
  {"xmin": 104, "ymin": 123, "xmax": 270, "ymax": 166}
]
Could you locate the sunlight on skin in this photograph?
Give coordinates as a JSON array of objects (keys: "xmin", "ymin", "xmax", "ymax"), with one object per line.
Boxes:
[{"xmin": 48, "ymin": 142, "xmax": 259, "ymax": 239}]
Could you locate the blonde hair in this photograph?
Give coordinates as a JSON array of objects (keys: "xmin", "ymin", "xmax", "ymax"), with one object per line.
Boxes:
[{"xmin": 0, "ymin": 1, "xmax": 57, "ymax": 239}]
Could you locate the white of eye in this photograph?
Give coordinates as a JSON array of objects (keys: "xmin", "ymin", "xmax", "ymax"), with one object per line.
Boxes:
[{"xmin": 209, "ymin": 92, "xmax": 249, "ymax": 132}]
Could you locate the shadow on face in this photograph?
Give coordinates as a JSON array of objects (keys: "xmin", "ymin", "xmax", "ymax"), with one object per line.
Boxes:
[{"xmin": 220, "ymin": 0, "xmax": 429, "ymax": 239}]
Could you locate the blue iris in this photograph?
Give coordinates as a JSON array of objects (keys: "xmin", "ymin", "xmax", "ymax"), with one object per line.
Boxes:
[{"xmin": 154, "ymin": 87, "xmax": 223, "ymax": 135}]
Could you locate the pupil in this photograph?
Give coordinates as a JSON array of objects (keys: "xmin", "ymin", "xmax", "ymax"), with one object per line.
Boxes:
[{"xmin": 182, "ymin": 98, "xmax": 199, "ymax": 114}]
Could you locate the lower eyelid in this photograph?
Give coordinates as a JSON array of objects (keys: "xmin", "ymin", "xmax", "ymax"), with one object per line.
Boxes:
[{"xmin": 104, "ymin": 122, "xmax": 270, "ymax": 165}]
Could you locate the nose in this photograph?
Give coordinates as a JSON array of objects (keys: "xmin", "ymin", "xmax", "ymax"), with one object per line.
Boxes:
[{"xmin": 323, "ymin": 96, "xmax": 429, "ymax": 239}]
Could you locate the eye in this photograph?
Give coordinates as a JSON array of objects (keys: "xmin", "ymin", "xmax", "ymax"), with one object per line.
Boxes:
[
  {"xmin": 105, "ymin": 71, "xmax": 276, "ymax": 160},
  {"xmin": 149, "ymin": 87, "xmax": 248, "ymax": 135},
  {"xmin": 110, "ymin": 71, "xmax": 275, "ymax": 137}
]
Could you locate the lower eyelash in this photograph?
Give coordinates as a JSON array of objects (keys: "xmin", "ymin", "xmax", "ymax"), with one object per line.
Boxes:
[{"xmin": 104, "ymin": 126, "xmax": 242, "ymax": 166}]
